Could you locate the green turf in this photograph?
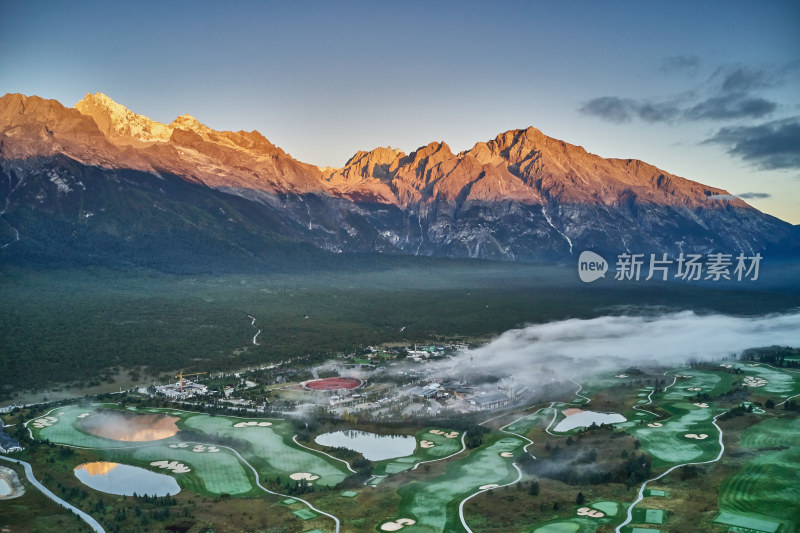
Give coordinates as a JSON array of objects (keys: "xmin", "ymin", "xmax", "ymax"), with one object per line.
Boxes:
[
  {"xmin": 31, "ymin": 404, "xmax": 183, "ymax": 449},
  {"xmin": 340, "ymin": 490, "xmax": 358, "ymax": 498},
  {"xmin": 662, "ymin": 370, "xmax": 725, "ymax": 400},
  {"xmin": 282, "ymin": 498, "xmax": 298, "ymax": 505},
  {"xmin": 644, "ymin": 508, "xmax": 664, "ymax": 524},
  {"xmin": 181, "ymin": 414, "xmax": 348, "ymax": 486},
  {"xmin": 717, "ymin": 417, "xmax": 800, "ymax": 529},
  {"xmin": 396, "ymin": 435, "xmax": 524, "ymax": 532},
  {"xmin": 629, "ymin": 400, "xmax": 720, "ymax": 465},
  {"xmin": 529, "ymin": 522, "xmax": 581, "ymax": 533},
  {"xmin": 713, "ymin": 511, "xmax": 781, "ymax": 533},
  {"xmin": 101, "ymin": 443, "xmax": 254, "ymax": 496},
  {"xmin": 503, "ymin": 409, "xmax": 552, "ymax": 435},
  {"xmin": 292, "ymin": 508, "xmax": 317, "ymax": 520},
  {"xmin": 739, "ymin": 364, "xmax": 800, "ymax": 395},
  {"xmin": 591, "ymin": 501, "xmax": 619, "ymax": 516},
  {"xmin": 630, "ymin": 529, "xmax": 660, "ymax": 533},
  {"xmin": 366, "ymin": 475, "xmax": 386, "ymax": 486},
  {"xmin": 373, "ymin": 427, "xmax": 463, "ymax": 476},
  {"xmin": 646, "ymin": 489, "xmax": 667, "ymax": 497}
]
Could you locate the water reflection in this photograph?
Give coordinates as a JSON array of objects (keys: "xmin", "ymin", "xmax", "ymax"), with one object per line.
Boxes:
[
  {"xmin": 74, "ymin": 462, "xmax": 181, "ymax": 496},
  {"xmin": 80, "ymin": 410, "xmax": 179, "ymax": 442},
  {"xmin": 314, "ymin": 430, "xmax": 416, "ymax": 461}
]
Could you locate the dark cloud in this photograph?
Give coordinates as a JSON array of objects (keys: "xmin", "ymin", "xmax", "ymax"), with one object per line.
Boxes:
[
  {"xmin": 579, "ymin": 97, "xmax": 679, "ymax": 124},
  {"xmin": 737, "ymin": 192, "xmax": 772, "ymax": 199},
  {"xmin": 636, "ymin": 102, "xmax": 681, "ymax": 122},
  {"xmin": 704, "ymin": 117, "xmax": 800, "ymax": 170},
  {"xmin": 685, "ymin": 93, "xmax": 777, "ymax": 120},
  {"xmin": 581, "ymin": 61, "xmax": 791, "ymax": 125},
  {"xmin": 709, "ymin": 192, "xmax": 771, "ymax": 200},
  {"xmin": 578, "ymin": 97, "xmax": 636, "ymax": 123},
  {"xmin": 716, "ymin": 66, "xmax": 773, "ymax": 93},
  {"xmin": 659, "ymin": 55, "xmax": 701, "ymax": 75}
]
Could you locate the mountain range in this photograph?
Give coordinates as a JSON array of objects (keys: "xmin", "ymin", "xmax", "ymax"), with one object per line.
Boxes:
[{"xmin": 1, "ymin": 92, "xmax": 796, "ymax": 272}]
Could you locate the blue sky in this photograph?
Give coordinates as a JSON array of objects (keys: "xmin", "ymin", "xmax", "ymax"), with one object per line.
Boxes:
[{"xmin": 2, "ymin": 0, "xmax": 799, "ymax": 222}]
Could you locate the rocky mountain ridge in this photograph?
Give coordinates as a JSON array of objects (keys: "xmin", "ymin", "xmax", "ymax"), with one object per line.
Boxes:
[{"xmin": 0, "ymin": 92, "xmax": 795, "ymax": 271}]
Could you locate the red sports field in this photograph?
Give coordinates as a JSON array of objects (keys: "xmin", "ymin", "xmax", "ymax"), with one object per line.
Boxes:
[{"xmin": 304, "ymin": 377, "xmax": 362, "ymax": 390}]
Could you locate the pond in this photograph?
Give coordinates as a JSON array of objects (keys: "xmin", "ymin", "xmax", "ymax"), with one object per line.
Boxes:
[
  {"xmin": 314, "ymin": 430, "xmax": 416, "ymax": 461},
  {"xmin": 80, "ymin": 410, "xmax": 179, "ymax": 442},
  {"xmin": 0, "ymin": 478, "xmax": 10, "ymax": 497},
  {"xmin": 554, "ymin": 410, "xmax": 626, "ymax": 432},
  {"xmin": 74, "ymin": 462, "xmax": 181, "ymax": 496},
  {"xmin": 80, "ymin": 409, "xmax": 179, "ymax": 442}
]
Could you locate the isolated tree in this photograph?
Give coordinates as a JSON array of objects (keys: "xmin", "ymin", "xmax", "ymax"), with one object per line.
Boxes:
[
  {"xmin": 576, "ymin": 492, "xmax": 586, "ymax": 505},
  {"xmin": 528, "ymin": 480, "xmax": 540, "ymax": 496}
]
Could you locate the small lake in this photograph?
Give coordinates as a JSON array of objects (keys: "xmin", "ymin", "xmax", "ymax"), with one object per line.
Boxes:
[
  {"xmin": 314, "ymin": 430, "xmax": 416, "ymax": 461},
  {"xmin": 0, "ymin": 478, "xmax": 10, "ymax": 497},
  {"xmin": 554, "ymin": 410, "xmax": 626, "ymax": 432},
  {"xmin": 74, "ymin": 462, "xmax": 180, "ymax": 496}
]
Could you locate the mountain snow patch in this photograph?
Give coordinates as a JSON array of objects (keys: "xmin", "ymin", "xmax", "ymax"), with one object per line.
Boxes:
[{"xmin": 48, "ymin": 171, "xmax": 72, "ymax": 193}]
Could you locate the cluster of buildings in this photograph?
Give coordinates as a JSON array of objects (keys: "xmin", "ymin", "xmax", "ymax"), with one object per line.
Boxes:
[
  {"xmin": 0, "ymin": 420, "xmax": 22, "ymax": 454},
  {"xmin": 153, "ymin": 379, "xmax": 209, "ymax": 400},
  {"xmin": 405, "ymin": 378, "xmax": 529, "ymax": 412},
  {"xmin": 361, "ymin": 343, "xmax": 470, "ymax": 363}
]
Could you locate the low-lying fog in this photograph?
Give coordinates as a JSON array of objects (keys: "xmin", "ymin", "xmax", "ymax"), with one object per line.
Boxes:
[{"xmin": 427, "ymin": 310, "xmax": 800, "ymax": 385}]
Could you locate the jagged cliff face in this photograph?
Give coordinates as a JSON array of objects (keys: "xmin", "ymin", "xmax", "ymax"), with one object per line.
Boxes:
[
  {"xmin": 324, "ymin": 126, "xmax": 745, "ymax": 209},
  {"xmin": 0, "ymin": 92, "xmax": 795, "ymax": 270}
]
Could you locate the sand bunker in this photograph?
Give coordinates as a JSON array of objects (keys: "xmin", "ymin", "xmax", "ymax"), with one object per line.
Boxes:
[
  {"xmin": 380, "ymin": 518, "xmax": 416, "ymax": 531},
  {"xmin": 684, "ymin": 433, "xmax": 709, "ymax": 440},
  {"xmin": 419, "ymin": 440, "xmax": 435, "ymax": 448},
  {"xmin": 192, "ymin": 445, "xmax": 220, "ymax": 453},
  {"xmin": 500, "ymin": 452, "xmax": 514, "ymax": 458},
  {"xmin": 562, "ymin": 408, "xmax": 584, "ymax": 417},
  {"xmin": 0, "ymin": 466, "xmax": 24, "ymax": 500},
  {"xmin": 676, "ymin": 374, "xmax": 693, "ymax": 378},
  {"xmin": 720, "ymin": 364, "xmax": 733, "ymax": 369},
  {"xmin": 169, "ymin": 443, "xmax": 189, "ymax": 448},
  {"xmin": 233, "ymin": 421, "xmax": 272, "ymax": 428},
  {"xmin": 289, "ymin": 472, "xmax": 320, "ymax": 481},
  {"xmin": 81, "ymin": 409, "xmax": 179, "ymax": 442},
  {"xmin": 747, "ymin": 363, "xmax": 759, "ymax": 367},
  {"xmin": 479, "ymin": 483, "xmax": 500, "ymax": 490},
  {"xmin": 647, "ymin": 422, "xmax": 663, "ymax": 428},
  {"xmin": 150, "ymin": 460, "xmax": 191, "ymax": 474},
  {"xmin": 615, "ymin": 374, "xmax": 629, "ymax": 378},
  {"xmin": 743, "ymin": 376, "xmax": 768, "ymax": 387},
  {"xmin": 686, "ymin": 387, "xmax": 702, "ymax": 391},
  {"xmin": 77, "ymin": 412, "xmax": 91, "ymax": 419},
  {"xmin": 693, "ymin": 402, "xmax": 709, "ymax": 408},
  {"xmin": 428, "ymin": 429, "xmax": 459, "ymax": 438},
  {"xmin": 31, "ymin": 416, "xmax": 58, "ymax": 429},
  {"xmin": 577, "ymin": 507, "xmax": 605, "ymax": 518}
]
